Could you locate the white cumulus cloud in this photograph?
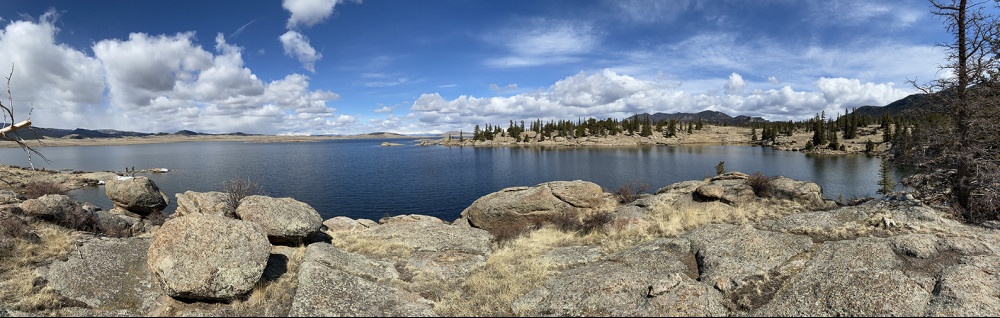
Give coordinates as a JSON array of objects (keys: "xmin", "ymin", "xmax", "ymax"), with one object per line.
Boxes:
[
  {"xmin": 279, "ymin": 31, "xmax": 322, "ymax": 73},
  {"xmin": 283, "ymin": 0, "xmax": 340, "ymax": 29}
]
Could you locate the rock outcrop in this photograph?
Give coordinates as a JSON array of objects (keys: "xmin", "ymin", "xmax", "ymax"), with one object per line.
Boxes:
[
  {"xmin": 236, "ymin": 195, "xmax": 323, "ymax": 242},
  {"xmin": 289, "ymin": 243, "xmax": 435, "ymax": 317},
  {"xmin": 460, "ymin": 180, "xmax": 606, "ymax": 233},
  {"xmin": 147, "ymin": 215, "xmax": 270, "ymax": 300},
  {"xmin": 105, "ymin": 176, "xmax": 168, "ymax": 215}
]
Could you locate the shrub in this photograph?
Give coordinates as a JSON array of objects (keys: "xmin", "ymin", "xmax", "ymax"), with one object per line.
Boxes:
[
  {"xmin": 146, "ymin": 210, "xmax": 167, "ymax": 226},
  {"xmin": 746, "ymin": 172, "xmax": 775, "ymax": 197},
  {"xmin": 223, "ymin": 177, "xmax": 265, "ymax": 216},
  {"xmin": 0, "ymin": 213, "xmax": 28, "ymax": 239},
  {"xmin": 57, "ymin": 206, "xmax": 97, "ymax": 232},
  {"xmin": 580, "ymin": 211, "xmax": 612, "ymax": 234},
  {"xmin": 550, "ymin": 211, "xmax": 581, "ymax": 232},
  {"xmin": 489, "ymin": 222, "xmax": 538, "ymax": 245},
  {"xmin": 612, "ymin": 179, "xmax": 650, "ymax": 204},
  {"xmin": 715, "ymin": 161, "xmax": 726, "ymax": 175},
  {"xmin": 21, "ymin": 181, "xmax": 67, "ymax": 199}
]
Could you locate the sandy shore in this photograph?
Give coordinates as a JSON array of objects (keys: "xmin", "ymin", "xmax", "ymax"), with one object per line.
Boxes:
[{"xmin": 0, "ymin": 133, "xmax": 428, "ymax": 149}]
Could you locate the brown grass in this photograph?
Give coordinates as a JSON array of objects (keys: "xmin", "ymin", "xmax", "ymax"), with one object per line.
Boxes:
[
  {"xmin": 326, "ymin": 230, "xmax": 415, "ymax": 262},
  {"xmin": 21, "ymin": 181, "xmax": 67, "ymax": 199},
  {"xmin": 0, "ymin": 222, "xmax": 75, "ymax": 312},
  {"xmin": 233, "ymin": 245, "xmax": 308, "ymax": 316}
]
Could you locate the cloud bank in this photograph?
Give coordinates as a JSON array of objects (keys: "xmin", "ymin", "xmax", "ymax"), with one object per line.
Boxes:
[
  {"xmin": 410, "ymin": 69, "xmax": 911, "ymax": 130},
  {"xmin": 0, "ymin": 12, "xmax": 344, "ymax": 135}
]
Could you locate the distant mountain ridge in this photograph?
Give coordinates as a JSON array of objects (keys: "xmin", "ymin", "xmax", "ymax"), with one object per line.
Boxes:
[
  {"xmin": 850, "ymin": 93, "xmax": 934, "ymax": 119},
  {"xmin": 1, "ymin": 127, "xmax": 257, "ymax": 140},
  {"xmin": 645, "ymin": 110, "xmax": 768, "ymax": 125}
]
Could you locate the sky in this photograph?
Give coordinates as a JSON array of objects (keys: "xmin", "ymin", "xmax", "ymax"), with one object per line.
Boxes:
[{"xmin": 0, "ymin": 0, "xmax": 971, "ymax": 135}]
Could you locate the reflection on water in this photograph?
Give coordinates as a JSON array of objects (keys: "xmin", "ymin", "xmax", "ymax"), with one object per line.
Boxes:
[{"xmin": 0, "ymin": 140, "xmax": 904, "ymax": 221}]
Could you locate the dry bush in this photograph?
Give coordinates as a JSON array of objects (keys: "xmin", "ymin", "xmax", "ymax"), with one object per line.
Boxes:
[
  {"xmin": 223, "ymin": 177, "xmax": 265, "ymax": 216},
  {"xmin": 96, "ymin": 220, "xmax": 134, "ymax": 238},
  {"xmin": 550, "ymin": 211, "xmax": 581, "ymax": 232},
  {"xmin": 489, "ymin": 222, "xmax": 538, "ymax": 245},
  {"xmin": 612, "ymin": 179, "xmax": 650, "ymax": 204},
  {"xmin": 0, "ymin": 213, "xmax": 28, "ymax": 240},
  {"xmin": 145, "ymin": 210, "xmax": 167, "ymax": 227},
  {"xmin": 746, "ymin": 172, "xmax": 775, "ymax": 197},
  {"xmin": 21, "ymin": 181, "xmax": 67, "ymax": 199},
  {"xmin": 57, "ymin": 206, "xmax": 97, "ymax": 232}
]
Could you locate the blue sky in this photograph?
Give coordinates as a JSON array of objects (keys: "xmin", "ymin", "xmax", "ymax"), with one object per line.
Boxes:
[{"xmin": 0, "ymin": 0, "xmax": 971, "ymax": 135}]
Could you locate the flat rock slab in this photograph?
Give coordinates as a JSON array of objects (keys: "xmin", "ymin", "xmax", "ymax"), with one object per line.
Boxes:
[
  {"xmin": 754, "ymin": 237, "xmax": 931, "ymax": 316},
  {"xmin": 926, "ymin": 255, "xmax": 1000, "ymax": 316},
  {"xmin": 362, "ymin": 220, "xmax": 493, "ymax": 280},
  {"xmin": 289, "ymin": 244, "xmax": 435, "ymax": 317},
  {"xmin": 514, "ymin": 238, "xmax": 726, "ymax": 316},
  {"xmin": 683, "ymin": 224, "xmax": 812, "ymax": 291},
  {"xmin": 43, "ymin": 236, "xmax": 164, "ymax": 315}
]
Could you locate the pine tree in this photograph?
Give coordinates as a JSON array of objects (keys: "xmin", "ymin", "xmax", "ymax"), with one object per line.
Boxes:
[
  {"xmin": 877, "ymin": 156, "xmax": 895, "ymax": 196},
  {"xmin": 751, "ymin": 127, "xmax": 758, "ymax": 142}
]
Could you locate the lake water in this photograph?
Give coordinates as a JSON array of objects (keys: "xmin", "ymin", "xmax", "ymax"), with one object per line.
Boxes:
[{"xmin": 0, "ymin": 139, "xmax": 902, "ymax": 221}]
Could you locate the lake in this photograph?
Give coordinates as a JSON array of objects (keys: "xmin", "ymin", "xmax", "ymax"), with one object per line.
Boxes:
[{"xmin": 0, "ymin": 139, "xmax": 902, "ymax": 221}]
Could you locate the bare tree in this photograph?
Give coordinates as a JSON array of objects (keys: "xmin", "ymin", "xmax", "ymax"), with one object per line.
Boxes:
[
  {"xmin": 900, "ymin": 0, "xmax": 1000, "ymax": 221},
  {"xmin": 0, "ymin": 65, "xmax": 47, "ymax": 169}
]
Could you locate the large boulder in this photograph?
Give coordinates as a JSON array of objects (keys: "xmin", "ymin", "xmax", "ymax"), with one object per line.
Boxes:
[
  {"xmin": 289, "ymin": 243, "xmax": 435, "ymax": 317},
  {"xmin": 174, "ymin": 191, "xmax": 229, "ymax": 217},
  {"xmin": 105, "ymin": 176, "xmax": 168, "ymax": 215},
  {"xmin": 693, "ymin": 179, "xmax": 755, "ymax": 204},
  {"xmin": 147, "ymin": 215, "xmax": 270, "ymax": 301},
  {"xmin": 770, "ymin": 176, "xmax": 830, "ymax": 210},
  {"xmin": 460, "ymin": 180, "xmax": 605, "ymax": 233},
  {"xmin": 19, "ymin": 194, "xmax": 80, "ymax": 221},
  {"xmin": 235, "ymin": 195, "xmax": 323, "ymax": 242}
]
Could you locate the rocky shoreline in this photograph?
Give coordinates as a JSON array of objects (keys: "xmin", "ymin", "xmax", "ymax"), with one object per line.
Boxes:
[{"xmin": 2, "ymin": 166, "xmax": 998, "ymax": 316}]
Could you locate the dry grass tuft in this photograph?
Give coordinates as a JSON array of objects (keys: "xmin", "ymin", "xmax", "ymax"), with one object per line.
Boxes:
[
  {"xmin": 233, "ymin": 244, "xmax": 308, "ymax": 316},
  {"xmin": 327, "ymin": 230, "xmax": 415, "ymax": 261},
  {"xmin": 436, "ymin": 227, "xmax": 585, "ymax": 316},
  {"xmin": 20, "ymin": 181, "xmax": 67, "ymax": 199},
  {"xmin": 643, "ymin": 197, "xmax": 801, "ymax": 238},
  {"xmin": 0, "ymin": 222, "xmax": 75, "ymax": 312}
]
